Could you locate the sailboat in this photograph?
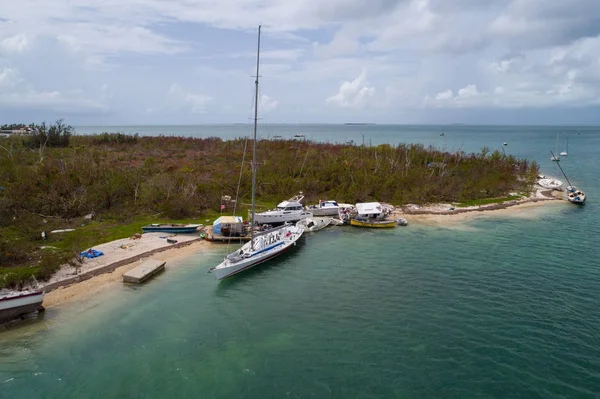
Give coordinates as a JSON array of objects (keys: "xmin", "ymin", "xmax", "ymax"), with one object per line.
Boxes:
[
  {"xmin": 560, "ymin": 136, "xmax": 568, "ymax": 157},
  {"xmin": 209, "ymin": 26, "xmax": 305, "ymax": 280},
  {"xmin": 550, "ymin": 150, "xmax": 586, "ymax": 204},
  {"xmin": 550, "ymin": 133, "xmax": 560, "ymax": 161}
]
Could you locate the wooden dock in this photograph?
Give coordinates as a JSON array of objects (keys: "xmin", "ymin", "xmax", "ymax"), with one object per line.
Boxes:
[{"xmin": 123, "ymin": 259, "xmax": 166, "ymax": 284}]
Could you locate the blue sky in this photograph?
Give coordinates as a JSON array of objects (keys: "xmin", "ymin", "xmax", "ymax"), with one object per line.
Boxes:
[{"xmin": 1, "ymin": 0, "xmax": 599, "ymax": 125}]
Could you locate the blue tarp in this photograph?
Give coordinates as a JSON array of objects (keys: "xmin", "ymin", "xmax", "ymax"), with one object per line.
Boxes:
[{"xmin": 80, "ymin": 249, "xmax": 104, "ymax": 259}]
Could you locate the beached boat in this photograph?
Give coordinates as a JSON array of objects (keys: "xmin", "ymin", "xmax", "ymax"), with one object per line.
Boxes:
[
  {"xmin": 355, "ymin": 202, "xmax": 390, "ymax": 220},
  {"xmin": 305, "ymin": 200, "xmax": 353, "ymax": 216},
  {"xmin": 209, "ymin": 26, "xmax": 305, "ymax": 280},
  {"xmin": 296, "ymin": 217, "xmax": 332, "ymax": 232},
  {"xmin": 254, "ymin": 193, "xmax": 312, "ymax": 225},
  {"xmin": 141, "ymin": 224, "xmax": 201, "ymax": 234},
  {"xmin": 338, "ymin": 205, "xmax": 356, "ymax": 224},
  {"xmin": 0, "ymin": 290, "xmax": 44, "ymax": 324},
  {"xmin": 566, "ymin": 187, "xmax": 586, "ymax": 204},
  {"xmin": 350, "ymin": 219, "xmax": 397, "ymax": 228},
  {"xmin": 537, "ymin": 178, "xmax": 563, "ymax": 190},
  {"xmin": 551, "ymin": 150, "xmax": 586, "ymax": 205}
]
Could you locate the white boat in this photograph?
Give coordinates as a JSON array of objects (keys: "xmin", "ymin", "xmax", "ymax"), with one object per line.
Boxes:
[
  {"xmin": 0, "ymin": 290, "xmax": 44, "ymax": 324},
  {"xmin": 551, "ymin": 133, "xmax": 560, "ymax": 161},
  {"xmin": 210, "ymin": 26, "xmax": 305, "ymax": 281},
  {"xmin": 296, "ymin": 217, "xmax": 332, "ymax": 232},
  {"xmin": 254, "ymin": 194, "xmax": 312, "ymax": 225},
  {"xmin": 305, "ymin": 200, "xmax": 353, "ymax": 216},
  {"xmin": 552, "ymin": 151, "xmax": 586, "ymax": 205},
  {"xmin": 566, "ymin": 186, "xmax": 586, "ymax": 204},
  {"xmin": 355, "ymin": 202, "xmax": 390, "ymax": 221},
  {"xmin": 537, "ymin": 178, "xmax": 563, "ymax": 190},
  {"xmin": 560, "ymin": 137, "xmax": 568, "ymax": 157}
]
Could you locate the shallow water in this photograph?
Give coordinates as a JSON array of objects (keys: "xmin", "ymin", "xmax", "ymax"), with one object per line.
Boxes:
[{"xmin": 2, "ymin": 125, "xmax": 600, "ymax": 398}]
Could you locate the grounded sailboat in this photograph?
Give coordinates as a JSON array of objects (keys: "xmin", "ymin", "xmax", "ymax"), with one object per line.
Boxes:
[
  {"xmin": 550, "ymin": 150, "xmax": 586, "ymax": 204},
  {"xmin": 209, "ymin": 26, "xmax": 305, "ymax": 280}
]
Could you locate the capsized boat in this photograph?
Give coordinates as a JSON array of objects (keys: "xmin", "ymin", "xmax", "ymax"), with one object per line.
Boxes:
[
  {"xmin": 209, "ymin": 26, "xmax": 305, "ymax": 280},
  {"xmin": 350, "ymin": 219, "xmax": 397, "ymax": 228},
  {"xmin": 0, "ymin": 290, "xmax": 44, "ymax": 324},
  {"xmin": 141, "ymin": 224, "xmax": 201, "ymax": 233},
  {"xmin": 296, "ymin": 217, "xmax": 332, "ymax": 232}
]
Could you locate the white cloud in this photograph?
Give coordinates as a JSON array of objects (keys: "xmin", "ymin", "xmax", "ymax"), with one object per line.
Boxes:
[
  {"xmin": 167, "ymin": 84, "xmax": 212, "ymax": 114},
  {"xmin": 260, "ymin": 94, "xmax": 279, "ymax": 112},
  {"xmin": 326, "ymin": 70, "xmax": 375, "ymax": 108},
  {"xmin": 457, "ymin": 84, "xmax": 480, "ymax": 98},
  {"xmin": 435, "ymin": 89, "xmax": 453, "ymax": 100},
  {"xmin": 1, "ymin": 33, "xmax": 28, "ymax": 53}
]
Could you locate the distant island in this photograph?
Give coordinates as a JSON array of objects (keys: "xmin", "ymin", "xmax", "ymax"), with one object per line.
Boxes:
[{"xmin": 344, "ymin": 123, "xmax": 376, "ymax": 126}]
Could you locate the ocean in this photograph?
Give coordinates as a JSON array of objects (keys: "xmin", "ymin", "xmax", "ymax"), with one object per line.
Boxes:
[{"xmin": 2, "ymin": 125, "xmax": 600, "ymax": 398}]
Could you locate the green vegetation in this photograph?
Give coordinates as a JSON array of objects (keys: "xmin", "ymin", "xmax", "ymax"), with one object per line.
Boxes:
[
  {"xmin": 0, "ymin": 121, "xmax": 539, "ymax": 288},
  {"xmin": 455, "ymin": 194, "xmax": 524, "ymax": 208}
]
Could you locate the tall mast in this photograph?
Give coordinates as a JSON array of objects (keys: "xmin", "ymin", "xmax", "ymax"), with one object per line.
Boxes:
[
  {"xmin": 250, "ymin": 25, "xmax": 261, "ymax": 247},
  {"xmin": 550, "ymin": 150, "xmax": 573, "ymax": 187}
]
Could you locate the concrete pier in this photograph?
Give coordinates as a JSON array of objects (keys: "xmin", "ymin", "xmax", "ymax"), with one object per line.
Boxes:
[{"xmin": 123, "ymin": 259, "xmax": 166, "ymax": 284}]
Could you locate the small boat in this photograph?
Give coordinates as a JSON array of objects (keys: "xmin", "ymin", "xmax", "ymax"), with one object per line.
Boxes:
[
  {"xmin": 503, "ymin": 142, "xmax": 508, "ymax": 146},
  {"xmin": 350, "ymin": 219, "xmax": 397, "ymax": 228},
  {"xmin": 209, "ymin": 26, "xmax": 305, "ymax": 281},
  {"xmin": 0, "ymin": 290, "xmax": 45, "ymax": 324},
  {"xmin": 560, "ymin": 137, "xmax": 568, "ymax": 157},
  {"xmin": 141, "ymin": 224, "xmax": 201, "ymax": 234},
  {"xmin": 566, "ymin": 186, "xmax": 586, "ymax": 204},
  {"xmin": 355, "ymin": 202, "xmax": 390, "ymax": 220},
  {"xmin": 537, "ymin": 178, "xmax": 563, "ymax": 190},
  {"xmin": 397, "ymin": 218, "xmax": 408, "ymax": 226},
  {"xmin": 254, "ymin": 193, "xmax": 312, "ymax": 225},
  {"xmin": 551, "ymin": 150, "xmax": 586, "ymax": 205},
  {"xmin": 296, "ymin": 217, "xmax": 332, "ymax": 232},
  {"xmin": 294, "ymin": 134, "xmax": 305, "ymax": 139},
  {"xmin": 272, "ymin": 135, "xmax": 283, "ymax": 140},
  {"xmin": 305, "ymin": 200, "xmax": 353, "ymax": 217}
]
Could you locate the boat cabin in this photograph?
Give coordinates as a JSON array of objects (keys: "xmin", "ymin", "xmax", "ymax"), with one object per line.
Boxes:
[
  {"xmin": 213, "ymin": 216, "xmax": 245, "ymax": 237},
  {"xmin": 275, "ymin": 194, "xmax": 305, "ymax": 211},
  {"xmin": 355, "ymin": 202, "xmax": 384, "ymax": 220},
  {"xmin": 318, "ymin": 200, "xmax": 339, "ymax": 209}
]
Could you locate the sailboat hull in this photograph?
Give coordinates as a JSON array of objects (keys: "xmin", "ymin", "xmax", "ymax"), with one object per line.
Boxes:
[{"xmin": 212, "ymin": 225, "xmax": 304, "ymax": 280}]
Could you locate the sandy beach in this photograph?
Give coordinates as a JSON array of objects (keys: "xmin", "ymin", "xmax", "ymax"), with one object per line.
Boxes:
[{"xmin": 43, "ymin": 233, "xmax": 212, "ymax": 308}]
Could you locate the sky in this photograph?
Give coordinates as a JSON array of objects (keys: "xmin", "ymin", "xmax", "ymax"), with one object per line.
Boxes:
[{"xmin": 1, "ymin": 0, "xmax": 599, "ymax": 125}]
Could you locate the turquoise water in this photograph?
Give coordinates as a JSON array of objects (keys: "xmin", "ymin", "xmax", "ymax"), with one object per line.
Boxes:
[{"xmin": 2, "ymin": 126, "xmax": 600, "ymax": 398}]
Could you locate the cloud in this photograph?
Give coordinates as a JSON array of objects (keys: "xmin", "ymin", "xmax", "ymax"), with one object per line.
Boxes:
[
  {"xmin": 1, "ymin": 0, "xmax": 600, "ymax": 124},
  {"xmin": 1, "ymin": 33, "xmax": 28, "ymax": 53},
  {"xmin": 326, "ymin": 70, "xmax": 376, "ymax": 108},
  {"xmin": 167, "ymin": 84, "xmax": 213, "ymax": 114},
  {"xmin": 260, "ymin": 94, "xmax": 279, "ymax": 112},
  {"xmin": 435, "ymin": 90, "xmax": 453, "ymax": 100}
]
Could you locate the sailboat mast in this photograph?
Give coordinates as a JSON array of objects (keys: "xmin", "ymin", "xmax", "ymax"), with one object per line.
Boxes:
[
  {"xmin": 250, "ymin": 25, "xmax": 261, "ymax": 247},
  {"xmin": 550, "ymin": 150, "xmax": 573, "ymax": 187}
]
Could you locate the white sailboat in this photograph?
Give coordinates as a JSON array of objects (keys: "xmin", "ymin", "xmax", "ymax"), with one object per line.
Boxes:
[
  {"xmin": 560, "ymin": 136, "xmax": 568, "ymax": 157},
  {"xmin": 550, "ymin": 133, "xmax": 560, "ymax": 161},
  {"xmin": 550, "ymin": 151, "xmax": 586, "ymax": 205},
  {"xmin": 210, "ymin": 26, "xmax": 305, "ymax": 280}
]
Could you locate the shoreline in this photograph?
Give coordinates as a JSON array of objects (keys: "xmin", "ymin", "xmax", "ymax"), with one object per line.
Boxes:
[
  {"xmin": 41, "ymin": 187, "xmax": 562, "ymax": 308},
  {"xmin": 43, "ymin": 239, "xmax": 212, "ymax": 308}
]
